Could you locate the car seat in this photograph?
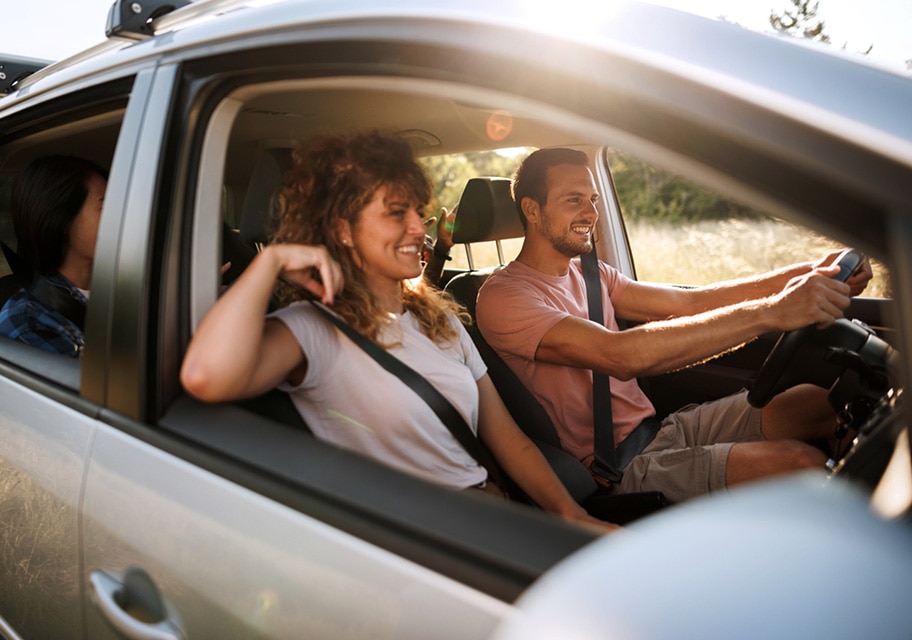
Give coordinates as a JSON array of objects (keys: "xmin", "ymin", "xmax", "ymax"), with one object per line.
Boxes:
[
  {"xmin": 221, "ymin": 146, "xmax": 309, "ymax": 430},
  {"xmin": 0, "ymin": 241, "xmax": 28, "ymax": 308},
  {"xmin": 239, "ymin": 146, "xmax": 294, "ymax": 250},
  {"xmin": 444, "ymin": 177, "xmax": 668, "ymax": 523}
]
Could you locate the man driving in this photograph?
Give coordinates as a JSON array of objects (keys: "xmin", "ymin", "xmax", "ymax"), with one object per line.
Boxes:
[{"xmin": 476, "ymin": 148, "xmax": 872, "ymax": 503}]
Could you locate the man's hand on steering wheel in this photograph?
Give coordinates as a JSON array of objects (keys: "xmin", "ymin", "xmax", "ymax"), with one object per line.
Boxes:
[
  {"xmin": 749, "ymin": 248, "xmax": 868, "ymax": 408},
  {"xmin": 770, "ymin": 266, "xmax": 852, "ymax": 331},
  {"xmin": 812, "ymin": 249, "xmax": 874, "ymax": 297}
]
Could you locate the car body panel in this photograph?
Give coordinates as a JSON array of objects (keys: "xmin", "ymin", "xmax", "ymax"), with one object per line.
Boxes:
[
  {"xmin": 494, "ymin": 474, "xmax": 912, "ymax": 640},
  {"xmin": 0, "ymin": 373, "xmax": 96, "ymax": 637},
  {"xmin": 82, "ymin": 423, "xmax": 511, "ymax": 639}
]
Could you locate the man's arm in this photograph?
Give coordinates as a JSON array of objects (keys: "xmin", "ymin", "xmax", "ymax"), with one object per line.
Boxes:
[
  {"xmin": 536, "ymin": 265, "xmax": 850, "ymax": 380},
  {"xmin": 615, "ymin": 249, "xmax": 872, "ymax": 323}
]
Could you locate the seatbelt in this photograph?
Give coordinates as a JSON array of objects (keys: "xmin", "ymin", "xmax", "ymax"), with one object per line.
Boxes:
[
  {"xmin": 27, "ymin": 276, "xmax": 86, "ymax": 331},
  {"xmin": 3, "ymin": 240, "xmax": 86, "ymax": 330},
  {"xmin": 310, "ymin": 302, "xmax": 509, "ymax": 490},
  {"xmin": 580, "ymin": 249, "xmax": 661, "ymax": 484}
]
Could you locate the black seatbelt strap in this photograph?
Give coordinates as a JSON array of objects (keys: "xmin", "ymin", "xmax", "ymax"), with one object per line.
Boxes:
[
  {"xmin": 580, "ymin": 249, "xmax": 623, "ymax": 483},
  {"xmin": 28, "ymin": 276, "xmax": 86, "ymax": 331},
  {"xmin": 581, "ymin": 249, "xmax": 661, "ymax": 483},
  {"xmin": 310, "ymin": 302, "xmax": 508, "ymax": 489}
]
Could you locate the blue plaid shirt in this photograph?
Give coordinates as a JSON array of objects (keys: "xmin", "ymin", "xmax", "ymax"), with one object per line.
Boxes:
[{"xmin": 0, "ymin": 273, "xmax": 86, "ymax": 358}]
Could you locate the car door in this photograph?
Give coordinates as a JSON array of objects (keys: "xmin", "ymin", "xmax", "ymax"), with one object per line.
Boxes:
[
  {"xmin": 0, "ymin": 351, "xmax": 93, "ymax": 639},
  {"xmin": 78, "ymin": 64, "xmax": 507, "ymax": 639},
  {"xmin": 77, "ymin": 38, "xmax": 596, "ymax": 638},
  {"xmin": 0, "ymin": 75, "xmax": 133, "ymax": 640}
]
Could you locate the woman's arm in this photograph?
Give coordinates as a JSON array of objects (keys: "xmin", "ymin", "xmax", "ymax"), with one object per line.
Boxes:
[
  {"xmin": 180, "ymin": 244, "xmax": 343, "ymax": 402},
  {"xmin": 475, "ymin": 374, "xmax": 619, "ymax": 533}
]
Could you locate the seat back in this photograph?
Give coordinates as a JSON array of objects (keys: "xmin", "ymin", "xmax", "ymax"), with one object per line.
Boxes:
[
  {"xmin": 0, "ymin": 241, "xmax": 28, "ymax": 308},
  {"xmin": 445, "ymin": 177, "xmax": 520, "ymax": 317},
  {"xmin": 0, "ymin": 273, "xmax": 25, "ymax": 308},
  {"xmin": 445, "ymin": 178, "xmax": 598, "ymax": 502},
  {"xmin": 239, "ymin": 147, "xmax": 294, "ymax": 249},
  {"xmin": 221, "ymin": 147, "xmax": 294, "ymax": 285}
]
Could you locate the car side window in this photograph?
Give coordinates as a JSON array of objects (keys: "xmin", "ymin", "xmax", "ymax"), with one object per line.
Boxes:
[
  {"xmin": 607, "ymin": 148, "xmax": 892, "ymax": 297},
  {"xmin": 0, "ymin": 89, "xmax": 127, "ymax": 386}
]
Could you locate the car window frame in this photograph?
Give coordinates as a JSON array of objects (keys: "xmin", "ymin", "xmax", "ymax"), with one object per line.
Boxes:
[
  {"xmin": 145, "ymin": 52, "xmax": 607, "ymax": 600},
  {"xmin": 0, "ymin": 76, "xmax": 136, "ymax": 398}
]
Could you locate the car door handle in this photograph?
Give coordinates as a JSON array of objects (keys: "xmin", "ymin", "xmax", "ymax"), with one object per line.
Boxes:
[{"xmin": 90, "ymin": 567, "xmax": 184, "ymax": 640}]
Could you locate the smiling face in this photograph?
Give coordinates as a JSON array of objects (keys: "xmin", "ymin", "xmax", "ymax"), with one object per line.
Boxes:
[
  {"xmin": 347, "ymin": 184, "xmax": 427, "ymax": 292},
  {"xmin": 534, "ymin": 163, "xmax": 600, "ymax": 258}
]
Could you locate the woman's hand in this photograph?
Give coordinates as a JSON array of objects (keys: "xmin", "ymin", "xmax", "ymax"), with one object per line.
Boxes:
[
  {"xmin": 475, "ymin": 375, "xmax": 623, "ymax": 534},
  {"xmin": 564, "ymin": 510, "xmax": 625, "ymax": 535},
  {"xmin": 269, "ymin": 244, "xmax": 345, "ymax": 304}
]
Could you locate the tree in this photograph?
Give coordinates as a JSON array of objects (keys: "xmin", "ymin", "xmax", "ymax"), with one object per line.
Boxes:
[
  {"xmin": 418, "ymin": 150, "xmax": 526, "ymax": 221},
  {"xmin": 770, "ymin": 0, "xmax": 830, "ymax": 43},
  {"xmin": 606, "ymin": 149, "xmax": 761, "ymax": 223}
]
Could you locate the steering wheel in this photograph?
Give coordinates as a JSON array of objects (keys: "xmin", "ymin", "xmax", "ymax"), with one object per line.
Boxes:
[{"xmin": 747, "ymin": 249, "xmax": 865, "ymax": 408}]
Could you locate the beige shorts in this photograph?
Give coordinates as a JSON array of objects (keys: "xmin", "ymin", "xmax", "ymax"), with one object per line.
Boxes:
[{"xmin": 615, "ymin": 390, "xmax": 764, "ymax": 503}]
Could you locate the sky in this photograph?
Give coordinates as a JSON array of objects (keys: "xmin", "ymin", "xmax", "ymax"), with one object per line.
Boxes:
[{"xmin": 1, "ymin": 0, "xmax": 909, "ymax": 71}]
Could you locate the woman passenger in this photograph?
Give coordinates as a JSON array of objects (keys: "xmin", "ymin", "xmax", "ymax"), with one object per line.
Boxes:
[{"xmin": 181, "ymin": 131, "xmax": 615, "ymax": 532}]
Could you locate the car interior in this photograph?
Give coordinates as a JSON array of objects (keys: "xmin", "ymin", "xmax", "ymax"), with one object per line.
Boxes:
[{"xmin": 185, "ymin": 76, "xmax": 902, "ymax": 516}]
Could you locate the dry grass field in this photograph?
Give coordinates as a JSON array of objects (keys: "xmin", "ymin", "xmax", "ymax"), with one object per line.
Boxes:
[{"xmin": 450, "ymin": 218, "xmax": 890, "ymax": 298}]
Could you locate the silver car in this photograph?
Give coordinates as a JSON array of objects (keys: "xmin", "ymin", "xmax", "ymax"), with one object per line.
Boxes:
[{"xmin": 1, "ymin": 1, "xmax": 910, "ymax": 638}]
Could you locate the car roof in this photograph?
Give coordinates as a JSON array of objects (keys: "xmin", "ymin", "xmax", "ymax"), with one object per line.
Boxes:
[
  {"xmin": 7, "ymin": 1, "xmax": 910, "ymax": 147},
  {"xmin": 3, "ymin": 0, "xmax": 911, "ymax": 247}
]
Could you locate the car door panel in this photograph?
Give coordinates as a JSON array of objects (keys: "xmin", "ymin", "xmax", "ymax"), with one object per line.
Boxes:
[
  {"xmin": 81, "ymin": 423, "xmax": 511, "ymax": 640},
  {"xmin": 0, "ymin": 365, "xmax": 96, "ymax": 640}
]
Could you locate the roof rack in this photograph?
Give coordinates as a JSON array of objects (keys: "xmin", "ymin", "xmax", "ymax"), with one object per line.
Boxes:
[
  {"xmin": 106, "ymin": 0, "xmax": 193, "ymax": 40},
  {"xmin": 0, "ymin": 55, "xmax": 54, "ymax": 96},
  {"xmin": 106, "ymin": 0, "xmax": 274, "ymax": 40},
  {"xmin": 5, "ymin": 0, "xmax": 281, "ymax": 97}
]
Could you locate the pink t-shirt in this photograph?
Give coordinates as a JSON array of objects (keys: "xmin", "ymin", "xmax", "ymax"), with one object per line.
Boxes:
[{"xmin": 476, "ymin": 259, "xmax": 655, "ymax": 463}]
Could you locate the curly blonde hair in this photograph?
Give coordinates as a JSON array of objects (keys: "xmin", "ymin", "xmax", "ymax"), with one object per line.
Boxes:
[{"xmin": 273, "ymin": 131, "xmax": 468, "ymax": 343}]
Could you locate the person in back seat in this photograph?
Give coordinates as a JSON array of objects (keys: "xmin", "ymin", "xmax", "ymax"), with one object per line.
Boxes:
[
  {"xmin": 0, "ymin": 156, "xmax": 107, "ymax": 357},
  {"xmin": 476, "ymin": 147, "xmax": 873, "ymax": 504},
  {"xmin": 181, "ymin": 131, "xmax": 616, "ymax": 533},
  {"xmin": 421, "ymin": 206, "xmax": 456, "ymax": 288}
]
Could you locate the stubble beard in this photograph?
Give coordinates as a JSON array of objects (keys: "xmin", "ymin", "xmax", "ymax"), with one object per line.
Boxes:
[{"xmin": 543, "ymin": 224, "xmax": 593, "ymax": 258}]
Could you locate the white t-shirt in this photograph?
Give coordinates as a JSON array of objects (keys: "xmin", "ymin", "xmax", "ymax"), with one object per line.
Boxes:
[{"xmin": 271, "ymin": 302, "xmax": 488, "ymax": 489}]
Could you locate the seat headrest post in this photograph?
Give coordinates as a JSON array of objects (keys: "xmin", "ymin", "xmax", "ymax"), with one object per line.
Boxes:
[{"xmin": 464, "ymin": 244, "xmax": 476, "ymax": 271}]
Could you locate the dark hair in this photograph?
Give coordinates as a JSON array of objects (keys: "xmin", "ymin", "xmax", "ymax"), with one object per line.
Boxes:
[
  {"xmin": 512, "ymin": 148, "xmax": 589, "ymax": 228},
  {"xmin": 11, "ymin": 155, "xmax": 108, "ymax": 276}
]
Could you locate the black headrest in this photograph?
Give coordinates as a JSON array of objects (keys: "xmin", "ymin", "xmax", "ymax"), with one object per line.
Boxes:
[
  {"xmin": 240, "ymin": 147, "xmax": 294, "ymax": 246},
  {"xmin": 451, "ymin": 177, "xmax": 524, "ymax": 244},
  {"xmin": 1, "ymin": 240, "xmax": 30, "ymax": 280}
]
